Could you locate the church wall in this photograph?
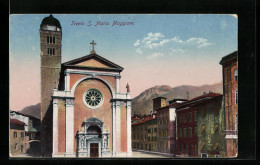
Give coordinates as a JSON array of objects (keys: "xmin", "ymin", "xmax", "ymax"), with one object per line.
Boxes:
[
  {"xmin": 120, "ymin": 104, "xmax": 127, "ymax": 152},
  {"xmin": 69, "ymin": 74, "xmax": 116, "ymax": 92},
  {"xmin": 58, "ymin": 99, "xmax": 66, "ymax": 153},
  {"xmin": 100, "ymin": 76, "xmax": 116, "ymax": 90},
  {"xmin": 70, "ymin": 74, "xmax": 86, "ymax": 90},
  {"xmin": 75, "ymin": 59, "xmax": 110, "ymax": 68},
  {"xmin": 73, "ymin": 79, "xmax": 113, "ymax": 153}
]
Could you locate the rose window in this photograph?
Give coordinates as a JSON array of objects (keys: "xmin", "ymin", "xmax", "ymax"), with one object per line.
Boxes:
[{"xmin": 83, "ymin": 89, "xmax": 103, "ymax": 109}]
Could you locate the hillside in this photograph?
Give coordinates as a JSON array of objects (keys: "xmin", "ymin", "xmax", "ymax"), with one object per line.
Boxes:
[
  {"xmin": 19, "ymin": 103, "xmax": 41, "ymax": 119},
  {"xmin": 132, "ymin": 82, "xmax": 223, "ymax": 116}
]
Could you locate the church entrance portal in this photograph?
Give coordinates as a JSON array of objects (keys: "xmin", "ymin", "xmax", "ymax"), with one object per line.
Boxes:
[
  {"xmin": 90, "ymin": 143, "xmax": 99, "ymax": 158},
  {"xmin": 77, "ymin": 117, "xmax": 110, "ymax": 157}
]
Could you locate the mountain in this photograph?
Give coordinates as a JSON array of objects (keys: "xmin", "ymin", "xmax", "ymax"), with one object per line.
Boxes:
[
  {"xmin": 19, "ymin": 103, "xmax": 41, "ymax": 119},
  {"xmin": 17, "ymin": 82, "xmax": 222, "ymax": 119},
  {"xmin": 132, "ymin": 82, "xmax": 223, "ymax": 116}
]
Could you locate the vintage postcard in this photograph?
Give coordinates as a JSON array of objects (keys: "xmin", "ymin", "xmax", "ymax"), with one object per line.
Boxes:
[{"xmin": 9, "ymin": 14, "xmax": 238, "ymax": 158}]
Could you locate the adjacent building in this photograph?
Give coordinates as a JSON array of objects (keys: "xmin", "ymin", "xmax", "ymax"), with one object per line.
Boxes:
[
  {"xmin": 156, "ymin": 98, "xmax": 186, "ymax": 155},
  {"xmin": 176, "ymin": 92, "xmax": 226, "ymax": 158},
  {"xmin": 132, "ymin": 114, "xmax": 158, "ymax": 152},
  {"xmin": 10, "ymin": 111, "xmax": 41, "ymax": 156},
  {"xmin": 10, "ymin": 119, "xmax": 29, "ymax": 156},
  {"xmin": 196, "ymin": 94, "xmax": 226, "ymax": 158},
  {"xmin": 219, "ymin": 51, "xmax": 238, "ymax": 157}
]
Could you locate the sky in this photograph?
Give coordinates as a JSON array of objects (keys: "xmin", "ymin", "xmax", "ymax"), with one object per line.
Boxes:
[{"xmin": 10, "ymin": 14, "xmax": 237, "ymax": 111}]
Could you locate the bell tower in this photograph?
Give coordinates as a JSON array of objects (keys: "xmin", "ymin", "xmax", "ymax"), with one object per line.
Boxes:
[{"xmin": 40, "ymin": 14, "xmax": 62, "ymax": 156}]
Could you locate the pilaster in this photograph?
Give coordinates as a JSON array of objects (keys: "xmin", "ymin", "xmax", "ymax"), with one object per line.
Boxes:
[
  {"xmin": 52, "ymin": 98, "xmax": 59, "ymax": 156},
  {"xmin": 115, "ymin": 75, "xmax": 121, "ymax": 93},
  {"xmin": 65, "ymin": 72, "xmax": 70, "ymax": 91},
  {"xmin": 126, "ymin": 100, "xmax": 132, "ymax": 157},
  {"xmin": 65, "ymin": 98, "xmax": 74, "ymax": 156},
  {"xmin": 115, "ymin": 101, "xmax": 121, "ymax": 154}
]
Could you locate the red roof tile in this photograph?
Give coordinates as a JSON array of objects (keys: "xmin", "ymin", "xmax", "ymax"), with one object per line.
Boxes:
[
  {"xmin": 188, "ymin": 92, "xmax": 221, "ymax": 102},
  {"xmin": 132, "ymin": 115, "xmax": 157, "ymax": 126},
  {"xmin": 10, "ymin": 119, "xmax": 26, "ymax": 126}
]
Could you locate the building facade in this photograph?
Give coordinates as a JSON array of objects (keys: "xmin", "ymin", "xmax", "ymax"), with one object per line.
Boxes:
[
  {"xmin": 176, "ymin": 101, "xmax": 198, "ymax": 157},
  {"xmin": 156, "ymin": 98, "xmax": 185, "ymax": 155},
  {"xmin": 196, "ymin": 95, "xmax": 226, "ymax": 158},
  {"xmin": 10, "ymin": 119, "xmax": 29, "ymax": 156},
  {"xmin": 176, "ymin": 92, "xmax": 226, "ymax": 158},
  {"xmin": 132, "ymin": 115, "xmax": 158, "ymax": 152},
  {"xmin": 40, "ymin": 15, "xmax": 132, "ymax": 158},
  {"xmin": 219, "ymin": 51, "xmax": 238, "ymax": 157},
  {"xmin": 10, "ymin": 111, "xmax": 41, "ymax": 156}
]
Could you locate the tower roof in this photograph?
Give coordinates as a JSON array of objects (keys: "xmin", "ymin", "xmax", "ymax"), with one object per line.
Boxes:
[{"xmin": 40, "ymin": 14, "xmax": 61, "ymax": 29}]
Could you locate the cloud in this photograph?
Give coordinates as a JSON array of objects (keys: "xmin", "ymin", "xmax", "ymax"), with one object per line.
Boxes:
[
  {"xmin": 136, "ymin": 48, "xmax": 143, "ymax": 54},
  {"xmin": 147, "ymin": 52, "xmax": 164, "ymax": 59},
  {"xmin": 141, "ymin": 32, "xmax": 165, "ymax": 49},
  {"xmin": 134, "ymin": 39, "xmax": 141, "ymax": 46},
  {"xmin": 171, "ymin": 36, "xmax": 183, "ymax": 43},
  {"xmin": 133, "ymin": 33, "xmax": 213, "ymax": 57},
  {"xmin": 197, "ymin": 42, "xmax": 213, "ymax": 48},
  {"xmin": 170, "ymin": 48, "xmax": 186, "ymax": 55},
  {"xmin": 186, "ymin": 37, "xmax": 213, "ymax": 48}
]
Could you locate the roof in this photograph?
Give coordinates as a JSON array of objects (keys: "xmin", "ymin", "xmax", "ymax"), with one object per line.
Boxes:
[
  {"xmin": 62, "ymin": 53, "xmax": 124, "ymax": 72},
  {"xmin": 156, "ymin": 102, "xmax": 181, "ymax": 111},
  {"xmin": 28, "ymin": 127, "xmax": 39, "ymax": 133},
  {"xmin": 10, "ymin": 119, "xmax": 26, "ymax": 126},
  {"xmin": 219, "ymin": 51, "xmax": 237, "ymax": 65},
  {"xmin": 168, "ymin": 98, "xmax": 188, "ymax": 103},
  {"xmin": 10, "ymin": 110, "xmax": 40, "ymax": 120},
  {"xmin": 152, "ymin": 96, "xmax": 167, "ymax": 100},
  {"xmin": 40, "ymin": 14, "xmax": 61, "ymax": 29},
  {"xmin": 132, "ymin": 115, "xmax": 157, "ymax": 126},
  {"xmin": 176, "ymin": 92, "xmax": 222, "ymax": 111}
]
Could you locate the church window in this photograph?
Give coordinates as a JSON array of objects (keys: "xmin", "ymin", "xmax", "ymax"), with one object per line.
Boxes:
[
  {"xmin": 83, "ymin": 89, "xmax": 103, "ymax": 109},
  {"xmin": 47, "ymin": 36, "xmax": 49, "ymax": 43},
  {"xmin": 50, "ymin": 36, "xmax": 52, "ymax": 43},
  {"xmin": 50, "ymin": 48, "xmax": 52, "ymax": 55},
  {"xmin": 47, "ymin": 48, "xmax": 49, "ymax": 55},
  {"xmin": 53, "ymin": 48, "xmax": 55, "ymax": 55},
  {"xmin": 53, "ymin": 37, "xmax": 55, "ymax": 44}
]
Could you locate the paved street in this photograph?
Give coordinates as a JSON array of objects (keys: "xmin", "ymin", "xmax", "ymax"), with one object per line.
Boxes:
[
  {"xmin": 131, "ymin": 151, "xmax": 171, "ymax": 158},
  {"xmin": 10, "ymin": 151, "xmax": 171, "ymax": 158}
]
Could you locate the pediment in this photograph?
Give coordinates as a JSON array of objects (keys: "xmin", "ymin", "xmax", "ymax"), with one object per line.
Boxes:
[{"xmin": 62, "ymin": 53, "xmax": 123, "ymax": 71}]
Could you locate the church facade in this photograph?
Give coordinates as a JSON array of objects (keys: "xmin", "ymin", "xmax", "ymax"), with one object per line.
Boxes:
[{"xmin": 40, "ymin": 15, "xmax": 132, "ymax": 158}]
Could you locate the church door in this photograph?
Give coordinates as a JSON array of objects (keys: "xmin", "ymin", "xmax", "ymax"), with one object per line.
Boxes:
[{"xmin": 90, "ymin": 143, "xmax": 99, "ymax": 158}]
